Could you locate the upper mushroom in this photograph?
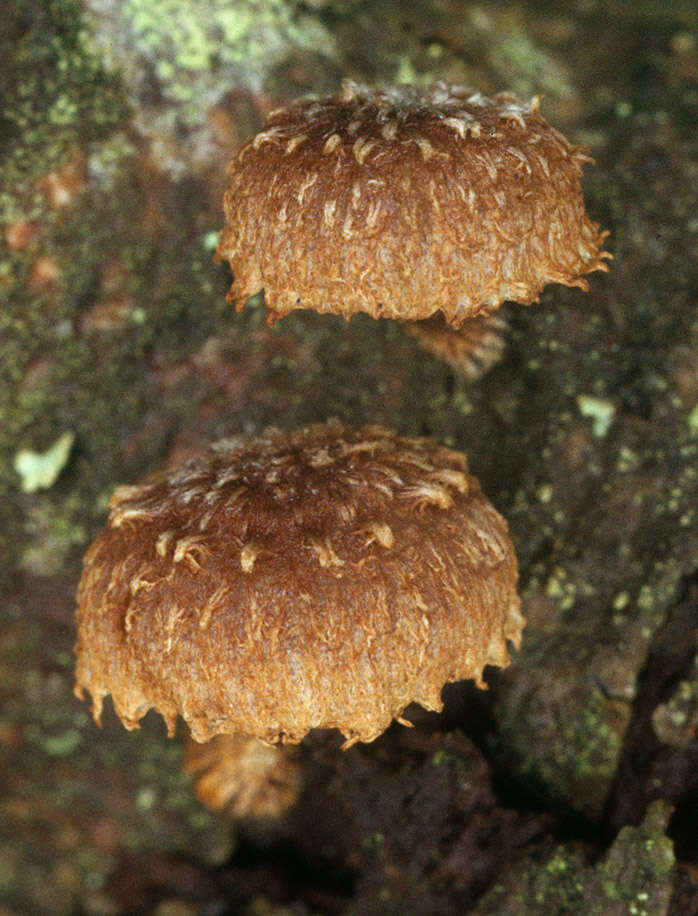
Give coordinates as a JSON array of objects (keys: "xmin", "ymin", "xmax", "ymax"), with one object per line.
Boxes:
[
  {"xmin": 75, "ymin": 420, "xmax": 523, "ymax": 748},
  {"xmin": 216, "ymin": 81, "xmax": 610, "ymax": 326}
]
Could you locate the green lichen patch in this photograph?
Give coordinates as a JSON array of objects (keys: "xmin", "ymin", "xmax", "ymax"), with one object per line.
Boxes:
[
  {"xmin": 14, "ymin": 431, "xmax": 75, "ymax": 493},
  {"xmin": 495, "ymin": 661, "xmax": 627, "ymax": 820},
  {"xmin": 576, "ymin": 394, "xmax": 616, "ymax": 438},
  {"xmin": 0, "ymin": 0, "xmax": 127, "ymax": 223},
  {"xmin": 473, "ymin": 801, "xmax": 675, "ymax": 916},
  {"xmin": 652, "ymin": 650, "xmax": 698, "ymax": 747},
  {"xmin": 86, "ymin": 0, "xmax": 336, "ymax": 135}
]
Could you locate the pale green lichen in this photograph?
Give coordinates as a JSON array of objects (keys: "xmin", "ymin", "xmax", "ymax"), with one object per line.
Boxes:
[
  {"xmin": 89, "ymin": 0, "xmax": 336, "ymax": 124},
  {"xmin": 536, "ymin": 483, "xmax": 553, "ymax": 504},
  {"xmin": 14, "ymin": 431, "xmax": 75, "ymax": 493},
  {"xmin": 688, "ymin": 402, "xmax": 698, "ymax": 435},
  {"xmin": 393, "ymin": 55, "xmax": 420, "ymax": 86},
  {"xmin": 616, "ymin": 446, "xmax": 640, "ymax": 472},
  {"xmin": 613, "ymin": 591, "xmax": 630, "ymax": 611},
  {"xmin": 576, "ymin": 394, "xmax": 616, "ymax": 438}
]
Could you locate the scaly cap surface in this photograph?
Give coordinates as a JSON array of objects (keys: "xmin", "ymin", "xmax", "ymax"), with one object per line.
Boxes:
[
  {"xmin": 75, "ymin": 420, "xmax": 523, "ymax": 746},
  {"xmin": 217, "ymin": 81, "xmax": 610, "ymax": 325}
]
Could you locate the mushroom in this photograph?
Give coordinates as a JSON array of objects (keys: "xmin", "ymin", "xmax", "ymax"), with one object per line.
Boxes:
[
  {"xmin": 216, "ymin": 81, "xmax": 610, "ymax": 374},
  {"xmin": 402, "ymin": 312, "xmax": 509, "ymax": 381},
  {"xmin": 74, "ymin": 419, "xmax": 523, "ymax": 750},
  {"xmin": 185, "ymin": 733, "xmax": 302, "ymax": 820}
]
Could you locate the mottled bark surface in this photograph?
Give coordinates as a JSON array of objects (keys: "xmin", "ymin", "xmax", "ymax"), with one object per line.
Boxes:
[{"xmin": 1, "ymin": 1, "xmax": 696, "ymax": 914}]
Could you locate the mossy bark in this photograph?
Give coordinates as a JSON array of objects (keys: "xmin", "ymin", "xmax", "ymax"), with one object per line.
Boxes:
[{"xmin": 1, "ymin": 0, "xmax": 696, "ymax": 912}]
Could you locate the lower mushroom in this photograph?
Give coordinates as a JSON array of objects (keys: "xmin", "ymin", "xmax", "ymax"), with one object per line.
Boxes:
[{"xmin": 75, "ymin": 420, "xmax": 523, "ymax": 797}]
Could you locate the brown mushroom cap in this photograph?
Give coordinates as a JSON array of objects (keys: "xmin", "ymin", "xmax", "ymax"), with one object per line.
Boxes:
[
  {"xmin": 216, "ymin": 81, "xmax": 610, "ymax": 326},
  {"xmin": 75, "ymin": 420, "xmax": 523, "ymax": 747}
]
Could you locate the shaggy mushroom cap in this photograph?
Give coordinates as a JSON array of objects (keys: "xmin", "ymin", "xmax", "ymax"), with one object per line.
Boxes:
[
  {"xmin": 75, "ymin": 420, "xmax": 523, "ymax": 747},
  {"xmin": 216, "ymin": 81, "xmax": 610, "ymax": 326}
]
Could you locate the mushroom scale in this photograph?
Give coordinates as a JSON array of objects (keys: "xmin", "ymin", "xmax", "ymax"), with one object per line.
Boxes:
[
  {"xmin": 75, "ymin": 420, "xmax": 523, "ymax": 747},
  {"xmin": 216, "ymin": 81, "xmax": 610, "ymax": 326}
]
